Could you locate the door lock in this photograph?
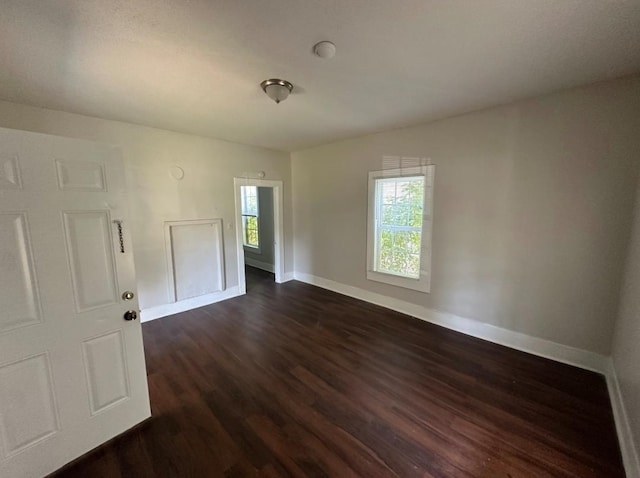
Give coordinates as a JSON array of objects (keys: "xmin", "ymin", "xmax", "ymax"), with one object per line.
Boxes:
[
  {"xmin": 123, "ymin": 310, "xmax": 138, "ymax": 321},
  {"xmin": 122, "ymin": 291, "xmax": 135, "ymax": 301}
]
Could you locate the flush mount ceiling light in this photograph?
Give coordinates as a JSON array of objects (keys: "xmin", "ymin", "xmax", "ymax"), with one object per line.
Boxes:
[{"xmin": 260, "ymin": 79, "xmax": 293, "ymax": 104}]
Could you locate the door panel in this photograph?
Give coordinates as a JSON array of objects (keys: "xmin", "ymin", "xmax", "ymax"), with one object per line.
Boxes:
[
  {"xmin": 0, "ymin": 156, "xmax": 22, "ymax": 189},
  {"xmin": 63, "ymin": 211, "xmax": 119, "ymax": 312},
  {"xmin": 0, "ymin": 127, "xmax": 150, "ymax": 478},
  {"xmin": 82, "ymin": 330, "xmax": 130, "ymax": 415},
  {"xmin": 0, "ymin": 353, "xmax": 59, "ymax": 459},
  {"xmin": 0, "ymin": 213, "xmax": 42, "ymax": 332},
  {"xmin": 55, "ymin": 158, "xmax": 107, "ymax": 192}
]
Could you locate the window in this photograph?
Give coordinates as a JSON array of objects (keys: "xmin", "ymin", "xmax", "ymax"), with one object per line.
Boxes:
[
  {"xmin": 241, "ymin": 186, "xmax": 260, "ymax": 251},
  {"xmin": 367, "ymin": 166, "xmax": 434, "ymax": 292}
]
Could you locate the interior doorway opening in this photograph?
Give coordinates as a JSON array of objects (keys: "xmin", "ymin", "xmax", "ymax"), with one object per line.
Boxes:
[
  {"xmin": 233, "ymin": 178, "xmax": 285, "ymax": 295},
  {"xmin": 241, "ymin": 185, "xmax": 274, "ymax": 291}
]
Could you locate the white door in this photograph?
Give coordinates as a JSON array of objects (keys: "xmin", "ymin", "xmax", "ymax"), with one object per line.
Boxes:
[{"xmin": 0, "ymin": 127, "xmax": 150, "ymax": 478}]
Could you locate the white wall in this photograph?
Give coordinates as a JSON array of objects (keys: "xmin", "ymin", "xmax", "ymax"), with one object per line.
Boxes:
[
  {"xmin": 612, "ymin": 176, "xmax": 640, "ymax": 470},
  {"xmin": 0, "ymin": 100, "xmax": 292, "ymax": 312},
  {"xmin": 244, "ymin": 187, "xmax": 275, "ymax": 271},
  {"xmin": 292, "ymin": 76, "xmax": 640, "ymax": 355}
]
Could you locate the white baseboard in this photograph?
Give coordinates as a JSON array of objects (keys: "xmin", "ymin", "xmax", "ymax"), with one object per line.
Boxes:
[
  {"xmin": 292, "ymin": 272, "xmax": 609, "ymax": 374},
  {"xmin": 140, "ymin": 286, "xmax": 242, "ymax": 322},
  {"xmin": 606, "ymin": 359, "xmax": 640, "ymax": 478},
  {"xmin": 245, "ymin": 257, "xmax": 275, "ymax": 273},
  {"xmin": 280, "ymin": 271, "xmax": 295, "ymax": 283}
]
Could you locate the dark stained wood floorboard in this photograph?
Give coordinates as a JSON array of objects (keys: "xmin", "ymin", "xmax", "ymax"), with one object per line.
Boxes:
[{"xmin": 50, "ymin": 267, "xmax": 625, "ymax": 477}]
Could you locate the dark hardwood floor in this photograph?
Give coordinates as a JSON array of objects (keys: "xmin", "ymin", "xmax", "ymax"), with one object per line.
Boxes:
[{"xmin": 51, "ymin": 267, "xmax": 624, "ymax": 477}]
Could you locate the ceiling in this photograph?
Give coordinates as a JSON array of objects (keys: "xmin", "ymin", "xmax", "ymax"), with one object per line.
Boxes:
[{"xmin": 1, "ymin": 1, "xmax": 640, "ymax": 152}]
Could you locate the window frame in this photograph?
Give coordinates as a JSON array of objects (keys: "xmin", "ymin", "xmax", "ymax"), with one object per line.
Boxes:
[
  {"xmin": 366, "ymin": 165, "xmax": 434, "ymax": 293},
  {"xmin": 241, "ymin": 185, "xmax": 261, "ymax": 253}
]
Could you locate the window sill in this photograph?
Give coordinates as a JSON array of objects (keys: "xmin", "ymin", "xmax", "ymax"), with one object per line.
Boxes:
[{"xmin": 366, "ymin": 269, "xmax": 430, "ymax": 293}]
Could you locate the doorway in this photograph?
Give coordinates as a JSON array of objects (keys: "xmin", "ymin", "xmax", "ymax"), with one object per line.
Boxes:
[{"xmin": 233, "ymin": 178, "xmax": 285, "ymax": 295}]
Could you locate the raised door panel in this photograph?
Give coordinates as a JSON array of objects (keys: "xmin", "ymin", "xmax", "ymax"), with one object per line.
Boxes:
[
  {"xmin": 82, "ymin": 330, "xmax": 130, "ymax": 415},
  {"xmin": 55, "ymin": 159, "xmax": 107, "ymax": 192},
  {"xmin": 63, "ymin": 211, "xmax": 119, "ymax": 313},
  {"xmin": 0, "ymin": 213, "xmax": 42, "ymax": 333},
  {"xmin": 0, "ymin": 156, "xmax": 22, "ymax": 190},
  {"xmin": 0, "ymin": 353, "xmax": 59, "ymax": 459}
]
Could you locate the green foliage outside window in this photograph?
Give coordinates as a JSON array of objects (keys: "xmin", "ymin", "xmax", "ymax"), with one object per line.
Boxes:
[
  {"xmin": 241, "ymin": 186, "xmax": 259, "ymax": 248},
  {"xmin": 243, "ymin": 215, "xmax": 259, "ymax": 248},
  {"xmin": 376, "ymin": 177, "xmax": 424, "ymax": 278}
]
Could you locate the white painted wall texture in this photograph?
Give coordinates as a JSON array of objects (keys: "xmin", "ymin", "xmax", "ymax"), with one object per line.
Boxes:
[
  {"xmin": 0, "ymin": 100, "xmax": 293, "ymax": 311},
  {"xmin": 612, "ymin": 177, "xmax": 640, "ymax": 469},
  {"xmin": 291, "ymin": 77, "xmax": 640, "ymax": 355}
]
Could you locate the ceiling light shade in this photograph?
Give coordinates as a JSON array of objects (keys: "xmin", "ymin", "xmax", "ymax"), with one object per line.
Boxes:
[{"xmin": 260, "ymin": 79, "xmax": 293, "ymax": 104}]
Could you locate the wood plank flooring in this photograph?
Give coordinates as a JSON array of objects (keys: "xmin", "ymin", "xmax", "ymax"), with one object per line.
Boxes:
[{"xmin": 51, "ymin": 267, "xmax": 625, "ymax": 477}]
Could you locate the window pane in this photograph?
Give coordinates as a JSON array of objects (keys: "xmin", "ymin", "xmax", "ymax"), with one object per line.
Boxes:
[
  {"xmin": 377, "ymin": 230, "xmax": 421, "ymax": 278},
  {"xmin": 242, "ymin": 215, "xmax": 259, "ymax": 248},
  {"xmin": 241, "ymin": 186, "xmax": 259, "ymax": 248},
  {"xmin": 375, "ymin": 176, "xmax": 424, "ymax": 279},
  {"xmin": 241, "ymin": 186, "xmax": 258, "ymax": 216},
  {"xmin": 381, "ymin": 204, "xmax": 395, "ymax": 225},
  {"xmin": 397, "ymin": 205, "xmax": 411, "ymax": 226},
  {"xmin": 381, "ymin": 181, "xmax": 397, "ymax": 204},
  {"xmin": 407, "ymin": 231, "xmax": 421, "ymax": 254},
  {"xmin": 247, "ymin": 195, "xmax": 257, "ymax": 215},
  {"xmin": 409, "ymin": 205, "xmax": 422, "ymax": 227}
]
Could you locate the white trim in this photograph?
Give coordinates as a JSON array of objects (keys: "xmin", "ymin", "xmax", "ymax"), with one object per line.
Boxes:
[
  {"xmin": 234, "ymin": 178, "xmax": 286, "ymax": 294},
  {"xmin": 281, "ymin": 272, "xmax": 295, "ymax": 282},
  {"xmin": 140, "ymin": 286, "xmax": 242, "ymax": 322},
  {"xmin": 367, "ymin": 165, "xmax": 434, "ymax": 293},
  {"xmin": 606, "ymin": 359, "xmax": 640, "ymax": 478},
  {"xmin": 292, "ymin": 272, "xmax": 609, "ymax": 373},
  {"xmin": 163, "ymin": 218, "xmax": 225, "ymax": 302},
  {"xmin": 245, "ymin": 257, "xmax": 274, "ymax": 273}
]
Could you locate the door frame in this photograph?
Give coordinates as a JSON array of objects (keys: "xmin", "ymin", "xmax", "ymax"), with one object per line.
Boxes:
[{"xmin": 233, "ymin": 178, "xmax": 285, "ymax": 294}]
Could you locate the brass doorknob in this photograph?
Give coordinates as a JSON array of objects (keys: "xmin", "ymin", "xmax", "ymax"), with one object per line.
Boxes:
[{"xmin": 123, "ymin": 310, "xmax": 138, "ymax": 321}]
